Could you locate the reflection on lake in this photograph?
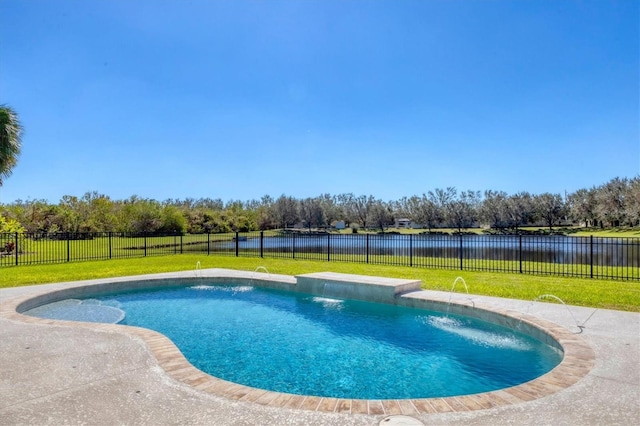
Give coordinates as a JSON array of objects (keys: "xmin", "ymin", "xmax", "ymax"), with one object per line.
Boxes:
[{"xmin": 211, "ymin": 233, "xmax": 639, "ymax": 268}]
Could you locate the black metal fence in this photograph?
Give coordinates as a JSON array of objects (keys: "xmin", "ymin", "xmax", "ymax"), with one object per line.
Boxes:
[{"xmin": 1, "ymin": 231, "xmax": 638, "ymax": 281}]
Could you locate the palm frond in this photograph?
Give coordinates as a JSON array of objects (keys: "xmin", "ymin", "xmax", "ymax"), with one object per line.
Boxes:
[{"xmin": 0, "ymin": 104, "xmax": 24, "ymax": 184}]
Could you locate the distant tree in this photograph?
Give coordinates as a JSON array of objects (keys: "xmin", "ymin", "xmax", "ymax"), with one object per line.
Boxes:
[
  {"xmin": 335, "ymin": 193, "xmax": 354, "ymax": 227},
  {"xmin": 0, "ymin": 214, "xmax": 24, "ymax": 233},
  {"xmin": 480, "ymin": 190, "xmax": 509, "ymax": 229},
  {"xmin": 1, "ymin": 200, "xmax": 28, "ymax": 231},
  {"xmin": 340, "ymin": 194, "xmax": 375, "ymax": 229},
  {"xmin": 445, "ymin": 190, "xmax": 481, "ymax": 232},
  {"xmin": 20, "ymin": 199, "xmax": 61, "ymax": 233},
  {"xmin": 299, "ymin": 197, "xmax": 325, "ymax": 231},
  {"xmin": 273, "ymin": 195, "xmax": 299, "ymax": 229},
  {"xmin": 567, "ymin": 187, "xmax": 598, "ymax": 227},
  {"xmin": 429, "ymin": 187, "xmax": 456, "ymax": 228},
  {"xmin": 118, "ymin": 196, "xmax": 163, "ymax": 233},
  {"xmin": 85, "ymin": 192, "xmax": 118, "ymax": 232},
  {"xmin": 421, "ymin": 193, "xmax": 445, "ymax": 230},
  {"xmin": 370, "ymin": 200, "xmax": 395, "ymax": 232},
  {"xmin": 191, "ymin": 197, "xmax": 224, "ymax": 210},
  {"xmin": 393, "ymin": 197, "xmax": 410, "ymax": 220},
  {"xmin": 533, "ymin": 193, "xmax": 566, "ymax": 231},
  {"xmin": 2, "ymin": 174, "xmax": 639, "ymax": 234},
  {"xmin": 397, "ymin": 195, "xmax": 442, "ymax": 231},
  {"xmin": 505, "ymin": 192, "xmax": 534, "ymax": 231},
  {"xmin": 195, "ymin": 209, "xmax": 231, "ymax": 233},
  {"xmin": 253, "ymin": 195, "xmax": 276, "ymax": 230},
  {"xmin": 317, "ymin": 194, "xmax": 341, "ymax": 229},
  {"xmin": 625, "ymin": 176, "xmax": 640, "ymax": 227},
  {"xmin": 59, "ymin": 192, "xmax": 111, "ymax": 233},
  {"xmin": 159, "ymin": 205, "xmax": 187, "ymax": 233},
  {"xmin": 594, "ymin": 177, "xmax": 628, "ymax": 227},
  {"xmin": 224, "ymin": 200, "xmax": 257, "ymax": 232},
  {"xmin": 57, "ymin": 195, "xmax": 83, "ymax": 232},
  {"xmin": 0, "ymin": 105, "xmax": 23, "ymax": 186}
]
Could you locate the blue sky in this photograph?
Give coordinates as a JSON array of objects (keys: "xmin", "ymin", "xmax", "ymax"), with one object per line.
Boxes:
[{"xmin": 1, "ymin": 0, "xmax": 638, "ymax": 204}]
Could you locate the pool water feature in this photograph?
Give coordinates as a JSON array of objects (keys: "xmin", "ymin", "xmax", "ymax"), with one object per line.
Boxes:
[{"xmin": 26, "ymin": 281, "xmax": 562, "ymax": 400}]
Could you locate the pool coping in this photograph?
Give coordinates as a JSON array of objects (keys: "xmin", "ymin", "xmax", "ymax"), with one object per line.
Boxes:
[{"xmin": 0, "ymin": 268, "xmax": 596, "ymax": 416}]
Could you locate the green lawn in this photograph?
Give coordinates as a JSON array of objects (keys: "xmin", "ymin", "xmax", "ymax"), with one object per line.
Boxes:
[
  {"xmin": 1, "ymin": 254, "xmax": 638, "ymax": 312},
  {"xmin": 570, "ymin": 228, "xmax": 640, "ymax": 237},
  {"xmin": 0, "ymin": 233, "xmax": 240, "ymax": 265}
]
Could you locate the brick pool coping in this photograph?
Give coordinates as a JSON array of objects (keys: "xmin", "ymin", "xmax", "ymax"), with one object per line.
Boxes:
[{"xmin": 0, "ymin": 269, "xmax": 595, "ymax": 416}]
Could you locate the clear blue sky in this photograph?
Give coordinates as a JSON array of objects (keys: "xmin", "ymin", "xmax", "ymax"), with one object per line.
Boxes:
[{"xmin": 1, "ymin": 0, "xmax": 638, "ymax": 204}]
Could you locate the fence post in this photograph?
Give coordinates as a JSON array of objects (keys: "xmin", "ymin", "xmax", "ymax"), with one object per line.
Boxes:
[
  {"xmin": 180, "ymin": 234, "xmax": 183, "ymax": 254},
  {"xmin": 235, "ymin": 232, "xmax": 239, "ymax": 257},
  {"xmin": 459, "ymin": 234, "xmax": 463, "ymax": 270},
  {"xmin": 67, "ymin": 232, "xmax": 71, "ymax": 262},
  {"xmin": 207, "ymin": 232, "xmax": 210, "ymax": 256},
  {"xmin": 109, "ymin": 232, "xmax": 112, "ymax": 259},
  {"xmin": 260, "ymin": 231, "xmax": 264, "ymax": 258},
  {"xmin": 366, "ymin": 234, "xmax": 369, "ymax": 264},
  {"xmin": 144, "ymin": 233, "xmax": 147, "ymax": 257},
  {"xmin": 15, "ymin": 232, "xmax": 19, "ymax": 266},
  {"xmin": 590, "ymin": 235, "xmax": 594, "ymax": 279},
  {"xmin": 409, "ymin": 234, "xmax": 413, "ymax": 267},
  {"xmin": 519, "ymin": 234, "xmax": 523, "ymax": 274},
  {"xmin": 292, "ymin": 232, "xmax": 296, "ymax": 259},
  {"xmin": 327, "ymin": 233, "xmax": 331, "ymax": 262}
]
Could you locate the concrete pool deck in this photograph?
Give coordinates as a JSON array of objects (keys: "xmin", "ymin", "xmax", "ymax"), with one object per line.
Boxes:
[{"xmin": 1, "ymin": 269, "xmax": 638, "ymax": 425}]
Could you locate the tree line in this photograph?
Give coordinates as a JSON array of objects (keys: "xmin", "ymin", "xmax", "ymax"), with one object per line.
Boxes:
[{"xmin": 1, "ymin": 176, "xmax": 638, "ymax": 235}]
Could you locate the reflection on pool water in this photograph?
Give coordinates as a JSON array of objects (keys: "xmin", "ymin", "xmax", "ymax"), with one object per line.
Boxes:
[{"xmin": 26, "ymin": 283, "xmax": 563, "ymax": 400}]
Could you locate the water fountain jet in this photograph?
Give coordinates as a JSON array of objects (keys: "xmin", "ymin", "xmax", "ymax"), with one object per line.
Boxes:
[
  {"xmin": 194, "ymin": 261, "xmax": 202, "ymax": 278},
  {"xmin": 446, "ymin": 277, "xmax": 474, "ymax": 315},
  {"xmin": 251, "ymin": 266, "xmax": 271, "ymax": 284},
  {"xmin": 529, "ymin": 294, "xmax": 588, "ymax": 334}
]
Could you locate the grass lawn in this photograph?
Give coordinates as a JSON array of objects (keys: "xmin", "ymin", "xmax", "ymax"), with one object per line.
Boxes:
[
  {"xmin": 570, "ymin": 228, "xmax": 640, "ymax": 237},
  {"xmin": 1, "ymin": 254, "xmax": 638, "ymax": 312}
]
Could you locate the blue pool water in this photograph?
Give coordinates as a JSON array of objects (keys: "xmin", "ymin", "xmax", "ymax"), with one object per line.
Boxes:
[{"xmin": 28, "ymin": 283, "xmax": 562, "ymax": 399}]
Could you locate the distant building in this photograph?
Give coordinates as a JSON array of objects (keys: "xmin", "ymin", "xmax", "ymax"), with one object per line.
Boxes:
[
  {"xmin": 394, "ymin": 218, "xmax": 424, "ymax": 229},
  {"xmin": 332, "ymin": 221, "xmax": 346, "ymax": 230},
  {"xmin": 394, "ymin": 218, "xmax": 411, "ymax": 229}
]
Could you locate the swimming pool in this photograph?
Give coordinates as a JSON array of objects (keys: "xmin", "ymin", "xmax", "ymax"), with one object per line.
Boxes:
[
  {"xmin": 11, "ymin": 270, "xmax": 597, "ymax": 414},
  {"xmin": 25, "ymin": 279, "xmax": 562, "ymax": 400}
]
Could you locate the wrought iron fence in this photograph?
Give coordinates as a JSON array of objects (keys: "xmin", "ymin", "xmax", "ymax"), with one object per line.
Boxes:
[{"xmin": 1, "ymin": 231, "xmax": 638, "ymax": 281}]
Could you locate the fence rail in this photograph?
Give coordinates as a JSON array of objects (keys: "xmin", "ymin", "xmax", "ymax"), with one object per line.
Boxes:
[{"xmin": 1, "ymin": 231, "xmax": 638, "ymax": 281}]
